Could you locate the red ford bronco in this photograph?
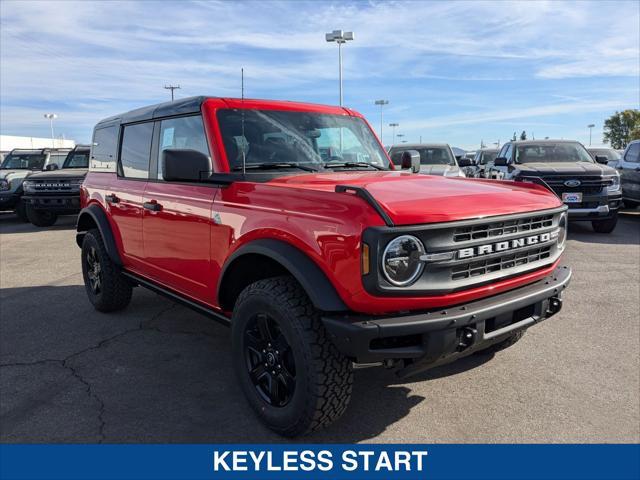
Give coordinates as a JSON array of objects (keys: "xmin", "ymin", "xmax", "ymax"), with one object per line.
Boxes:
[{"xmin": 77, "ymin": 97, "xmax": 571, "ymax": 436}]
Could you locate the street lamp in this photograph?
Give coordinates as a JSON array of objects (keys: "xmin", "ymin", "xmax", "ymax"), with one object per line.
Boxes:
[
  {"xmin": 587, "ymin": 124, "xmax": 595, "ymax": 146},
  {"xmin": 44, "ymin": 113, "xmax": 58, "ymax": 148},
  {"xmin": 374, "ymin": 100, "xmax": 389, "ymax": 144},
  {"xmin": 325, "ymin": 30, "xmax": 354, "ymax": 106},
  {"xmin": 396, "ymin": 133, "xmax": 405, "ymax": 144},
  {"xmin": 389, "ymin": 123, "xmax": 399, "ymax": 145}
]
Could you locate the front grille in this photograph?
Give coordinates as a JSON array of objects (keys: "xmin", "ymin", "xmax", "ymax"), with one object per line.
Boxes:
[
  {"xmin": 541, "ymin": 175, "xmax": 611, "ymax": 196},
  {"xmin": 31, "ymin": 180, "xmax": 75, "ymax": 193},
  {"xmin": 451, "ymin": 246, "xmax": 551, "ymax": 280},
  {"xmin": 453, "ymin": 214, "xmax": 553, "ymax": 242}
]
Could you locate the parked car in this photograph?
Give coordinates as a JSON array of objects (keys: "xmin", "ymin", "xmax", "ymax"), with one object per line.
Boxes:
[
  {"xmin": 0, "ymin": 147, "xmax": 71, "ymax": 221},
  {"xmin": 617, "ymin": 140, "xmax": 640, "ymax": 208},
  {"xmin": 487, "ymin": 140, "xmax": 622, "ymax": 233},
  {"xmin": 22, "ymin": 145, "xmax": 91, "ymax": 226},
  {"xmin": 587, "ymin": 147, "xmax": 622, "ymax": 168},
  {"xmin": 470, "ymin": 148, "xmax": 499, "ymax": 178},
  {"xmin": 77, "ymin": 96, "xmax": 570, "ymax": 436},
  {"xmin": 388, "ymin": 143, "xmax": 465, "ymax": 177}
]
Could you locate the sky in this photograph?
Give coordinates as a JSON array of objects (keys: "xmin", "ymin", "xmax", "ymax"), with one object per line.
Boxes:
[{"xmin": 1, "ymin": 0, "xmax": 639, "ymax": 150}]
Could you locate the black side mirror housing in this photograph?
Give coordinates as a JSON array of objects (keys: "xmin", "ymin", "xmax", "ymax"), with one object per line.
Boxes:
[
  {"xmin": 494, "ymin": 157, "xmax": 510, "ymax": 167},
  {"xmin": 594, "ymin": 155, "xmax": 608, "ymax": 165},
  {"xmin": 458, "ymin": 158, "xmax": 473, "ymax": 167},
  {"xmin": 400, "ymin": 150, "xmax": 421, "ymax": 173},
  {"xmin": 162, "ymin": 149, "xmax": 211, "ymax": 182},
  {"xmin": 44, "ymin": 164, "xmax": 59, "ymax": 171}
]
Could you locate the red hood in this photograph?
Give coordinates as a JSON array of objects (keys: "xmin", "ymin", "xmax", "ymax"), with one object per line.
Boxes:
[{"xmin": 268, "ymin": 172, "xmax": 562, "ymax": 225}]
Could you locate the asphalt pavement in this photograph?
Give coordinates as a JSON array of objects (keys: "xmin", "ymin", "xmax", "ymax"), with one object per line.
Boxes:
[{"xmin": 1, "ymin": 210, "xmax": 638, "ymax": 443}]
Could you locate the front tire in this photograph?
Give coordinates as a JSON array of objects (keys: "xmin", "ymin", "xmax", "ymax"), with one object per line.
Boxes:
[
  {"xmin": 231, "ymin": 276, "xmax": 353, "ymax": 437},
  {"xmin": 26, "ymin": 205, "xmax": 58, "ymax": 227},
  {"xmin": 81, "ymin": 229, "xmax": 132, "ymax": 312},
  {"xmin": 592, "ymin": 213, "xmax": 618, "ymax": 233}
]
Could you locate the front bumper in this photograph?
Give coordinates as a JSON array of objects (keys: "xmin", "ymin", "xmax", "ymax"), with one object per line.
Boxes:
[
  {"xmin": 322, "ymin": 265, "xmax": 571, "ymax": 375},
  {"xmin": 565, "ymin": 193, "xmax": 622, "ymax": 221},
  {"xmin": 22, "ymin": 194, "xmax": 81, "ymax": 214},
  {"xmin": 0, "ymin": 192, "xmax": 20, "ymax": 210}
]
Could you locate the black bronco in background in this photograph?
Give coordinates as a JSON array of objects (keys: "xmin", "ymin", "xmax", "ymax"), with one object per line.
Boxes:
[
  {"xmin": 487, "ymin": 140, "xmax": 622, "ymax": 233},
  {"xmin": 21, "ymin": 145, "xmax": 90, "ymax": 227}
]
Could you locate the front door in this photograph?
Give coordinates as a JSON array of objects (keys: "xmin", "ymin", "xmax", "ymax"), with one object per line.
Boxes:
[
  {"xmin": 619, "ymin": 142, "xmax": 640, "ymax": 202},
  {"xmin": 141, "ymin": 115, "xmax": 217, "ymax": 303}
]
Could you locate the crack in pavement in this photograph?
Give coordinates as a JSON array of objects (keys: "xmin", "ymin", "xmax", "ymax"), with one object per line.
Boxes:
[{"xmin": 0, "ymin": 302, "xmax": 220, "ymax": 442}]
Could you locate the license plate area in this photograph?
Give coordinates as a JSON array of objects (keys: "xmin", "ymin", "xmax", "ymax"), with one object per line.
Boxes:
[{"xmin": 562, "ymin": 192, "xmax": 582, "ymax": 203}]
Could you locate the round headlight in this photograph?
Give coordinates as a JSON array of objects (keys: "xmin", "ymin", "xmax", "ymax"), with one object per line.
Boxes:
[
  {"xmin": 557, "ymin": 212, "xmax": 567, "ymax": 249},
  {"xmin": 382, "ymin": 235, "xmax": 425, "ymax": 286}
]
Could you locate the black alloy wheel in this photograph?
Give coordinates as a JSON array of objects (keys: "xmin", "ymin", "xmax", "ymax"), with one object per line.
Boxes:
[
  {"xmin": 85, "ymin": 246, "xmax": 102, "ymax": 294},
  {"xmin": 244, "ymin": 313, "xmax": 296, "ymax": 407}
]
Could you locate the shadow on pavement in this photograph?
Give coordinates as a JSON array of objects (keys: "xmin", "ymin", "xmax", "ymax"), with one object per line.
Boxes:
[
  {"xmin": 0, "ymin": 213, "xmax": 77, "ymax": 234},
  {"xmin": 0, "ymin": 284, "xmax": 494, "ymax": 444},
  {"xmin": 567, "ymin": 210, "xmax": 639, "ymax": 246}
]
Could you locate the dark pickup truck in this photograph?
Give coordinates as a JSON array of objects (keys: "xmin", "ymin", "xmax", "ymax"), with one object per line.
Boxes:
[
  {"xmin": 486, "ymin": 140, "xmax": 622, "ymax": 233},
  {"xmin": 22, "ymin": 145, "xmax": 90, "ymax": 226}
]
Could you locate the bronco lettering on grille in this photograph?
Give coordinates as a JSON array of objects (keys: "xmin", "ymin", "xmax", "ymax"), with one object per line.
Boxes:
[{"xmin": 458, "ymin": 232, "xmax": 552, "ymax": 259}]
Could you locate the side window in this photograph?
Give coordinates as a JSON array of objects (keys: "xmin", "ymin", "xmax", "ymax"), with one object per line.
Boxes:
[
  {"xmin": 625, "ymin": 143, "xmax": 640, "ymax": 163},
  {"xmin": 500, "ymin": 144, "xmax": 513, "ymax": 162},
  {"xmin": 91, "ymin": 125, "xmax": 119, "ymax": 171},
  {"xmin": 119, "ymin": 122, "xmax": 153, "ymax": 179},
  {"xmin": 157, "ymin": 115, "xmax": 209, "ymax": 180}
]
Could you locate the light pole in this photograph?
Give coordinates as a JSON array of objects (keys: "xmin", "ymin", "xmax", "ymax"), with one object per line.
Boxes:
[
  {"xmin": 374, "ymin": 100, "xmax": 388, "ymax": 143},
  {"xmin": 587, "ymin": 124, "xmax": 595, "ymax": 146},
  {"xmin": 43, "ymin": 113, "xmax": 57, "ymax": 148},
  {"xmin": 325, "ymin": 30, "xmax": 354, "ymax": 106},
  {"xmin": 164, "ymin": 85, "xmax": 181, "ymax": 101},
  {"xmin": 396, "ymin": 133, "xmax": 405, "ymax": 144},
  {"xmin": 389, "ymin": 123, "xmax": 399, "ymax": 145}
]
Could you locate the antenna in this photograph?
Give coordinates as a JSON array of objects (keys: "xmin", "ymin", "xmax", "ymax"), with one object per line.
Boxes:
[{"xmin": 241, "ymin": 68, "xmax": 246, "ymax": 175}]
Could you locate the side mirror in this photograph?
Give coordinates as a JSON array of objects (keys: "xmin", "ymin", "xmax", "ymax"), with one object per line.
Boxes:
[
  {"xmin": 44, "ymin": 164, "xmax": 59, "ymax": 171},
  {"xmin": 458, "ymin": 158, "xmax": 473, "ymax": 167},
  {"xmin": 594, "ymin": 155, "xmax": 608, "ymax": 165},
  {"xmin": 162, "ymin": 149, "xmax": 211, "ymax": 182},
  {"xmin": 400, "ymin": 150, "xmax": 421, "ymax": 173},
  {"xmin": 494, "ymin": 157, "xmax": 510, "ymax": 167}
]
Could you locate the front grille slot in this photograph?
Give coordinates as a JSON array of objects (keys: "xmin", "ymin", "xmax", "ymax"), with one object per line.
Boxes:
[
  {"xmin": 451, "ymin": 246, "xmax": 551, "ymax": 280},
  {"xmin": 32, "ymin": 181, "xmax": 74, "ymax": 193},
  {"xmin": 453, "ymin": 215, "xmax": 553, "ymax": 242}
]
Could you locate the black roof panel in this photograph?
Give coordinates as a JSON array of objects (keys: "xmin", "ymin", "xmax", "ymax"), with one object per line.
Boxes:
[{"xmin": 96, "ymin": 96, "xmax": 210, "ymax": 127}]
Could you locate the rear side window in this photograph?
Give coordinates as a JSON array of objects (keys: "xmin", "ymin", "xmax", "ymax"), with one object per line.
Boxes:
[
  {"xmin": 119, "ymin": 122, "xmax": 153, "ymax": 179},
  {"xmin": 91, "ymin": 125, "xmax": 119, "ymax": 171},
  {"xmin": 157, "ymin": 115, "xmax": 209, "ymax": 180},
  {"xmin": 625, "ymin": 143, "xmax": 640, "ymax": 163}
]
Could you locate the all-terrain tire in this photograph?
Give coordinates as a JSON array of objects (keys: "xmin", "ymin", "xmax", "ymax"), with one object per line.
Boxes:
[
  {"xmin": 476, "ymin": 330, "xmax": 525, "ymax": 355},
  {"xmin": 592, "ymin": 213, "xmax": 618, "ymax": 233},
  {"xmin": 231, "ymin": 276, "xmax": 353, "ymax": 437},
  {"xmin": 26, "ymin": 204, "xmax": 58, "ymax": 227},
  {"xmin": 14, "ymin": 201, "xmax": 28, "ymax": 222},
  {"xmin": 81, "ymin": 229, "xmax": 132, "ymax": 312}
]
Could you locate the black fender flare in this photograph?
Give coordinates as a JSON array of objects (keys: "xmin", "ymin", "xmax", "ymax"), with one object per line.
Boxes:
[
  {"xmin": 76, "ymin": 204, "xmax": 123, "ymax": 267},
  {"xmin": 218, "ymin": 239, "xmax": 348, "ymax": 312}
]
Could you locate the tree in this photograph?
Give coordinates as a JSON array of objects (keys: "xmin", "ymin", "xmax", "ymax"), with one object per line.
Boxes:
[
  {"xmin": 603, "ymin": 109, "xmax": 640, "ymax": 149},
  {"xmin": 520, "ymin": 130, "xmax": 527, "ymax": 140}
]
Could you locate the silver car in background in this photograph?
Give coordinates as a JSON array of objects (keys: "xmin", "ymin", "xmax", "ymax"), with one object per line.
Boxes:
[{"xmin": 388, "ymin": 143, "xmax": 465, "ymax": 177}]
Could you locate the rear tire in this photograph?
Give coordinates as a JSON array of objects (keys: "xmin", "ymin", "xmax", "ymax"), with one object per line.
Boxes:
[
  {"xmin": 592, "ymin": 213, "xmax": 618, "ymax": 233},
  {"xmin": 26, "ymin": 205, "xmax": 58, "ymax": 227},
  {"xmin": 231, "ymin": 276, "xmax": 353, "ymax": 437},
  {"xmin": 476, "ymin": 330, "xmax": 525, "ymax": 355},
  {"xmin": 81, "ymin": 229, "xmax": 132, "ymax": 312},
  {"xmin": 14, "ymin": 201, "xmax": 28, "ymax": 222}
]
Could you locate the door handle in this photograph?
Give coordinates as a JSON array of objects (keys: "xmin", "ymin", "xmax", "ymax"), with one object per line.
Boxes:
[
  {"xmin": 143, "ymin": 200, "xmax": 162, "ymax": 212},
  {"xmin": 105, "ymin": 194, "xmax": 120, "ymax": 204}
]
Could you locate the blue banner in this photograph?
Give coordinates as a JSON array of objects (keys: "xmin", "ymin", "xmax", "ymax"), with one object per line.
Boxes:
[{"xmin": 1, "ymin": 444, "xmax": 638, "ymax": 480}]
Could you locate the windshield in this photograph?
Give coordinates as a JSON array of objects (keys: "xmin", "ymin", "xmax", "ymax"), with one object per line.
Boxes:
[
  {"xmin": 0, "ymin": 153, "xmax": 46, "ymax": 170},
  {"xmin": 217, "ymin": 109, "xmax": 389, "ymax": 170},
  {"xmin": 480, "ymin": 150, "xmax": 498, "ymax": 164},
  {"xmin": 515, "ymin": 143, "xmax": 594, "ymax": 163},
  {"xmin": 62, "ymin": 151, "xmax": 90, "ymax": 168},
  {"xmin": 587, "ymin": 148, "xmax": 621, "ymax": 161},
  {"xmin": 388, "ymin": 146, "xmax": 455, "ymax": 166}
]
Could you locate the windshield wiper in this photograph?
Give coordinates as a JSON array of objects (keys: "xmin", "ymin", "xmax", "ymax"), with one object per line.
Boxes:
[
  {"xmin": 232, "ymin": 162, "xmax": 320, "ymax": 172},
  {"xmin": 324, "ymin": 161, "xmax": 386, "ymax": 171}
]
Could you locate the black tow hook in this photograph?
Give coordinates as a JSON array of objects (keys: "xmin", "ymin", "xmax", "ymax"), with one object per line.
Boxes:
[
  {"xmin": 458, "ymin": 326, "xmax": 478, "ymax": 351},
  {"xmin": 547, "ymin": 296, "xmax": 563, "ymax": 315}
]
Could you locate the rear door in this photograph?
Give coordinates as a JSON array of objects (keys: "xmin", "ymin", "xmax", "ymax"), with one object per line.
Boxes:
[
  {"xmin": 141, "ymin": 114, "xmax": 217, "ymax": 303},
  {"xmin": 108, "ymin": 122, "xmax": 153, "ymax": 269},
  {"xmin": 619, "ymin": 142, "xmax": 640, "ymax": 201}
]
